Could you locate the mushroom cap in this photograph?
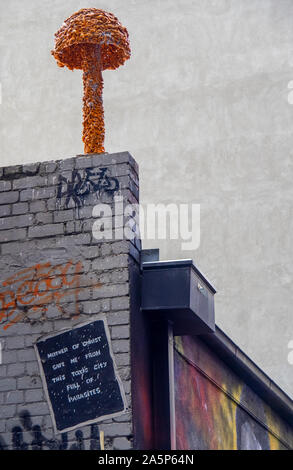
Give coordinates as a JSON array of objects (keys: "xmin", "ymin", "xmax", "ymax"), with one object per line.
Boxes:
[{"xmin": 51, "ymin": 8, "xmax": 131, "ymax": 71}]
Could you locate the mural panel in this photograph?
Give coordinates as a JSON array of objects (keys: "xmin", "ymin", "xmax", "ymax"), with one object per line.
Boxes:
[{"xmin": 174, "ymin": 336, "xmax": 293, "ymax": 450}]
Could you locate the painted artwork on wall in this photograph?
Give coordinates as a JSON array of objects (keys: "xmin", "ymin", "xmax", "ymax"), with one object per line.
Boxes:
[{"xmin": 174, "ymin": 336, "xmax": 293, "ymax": 450}]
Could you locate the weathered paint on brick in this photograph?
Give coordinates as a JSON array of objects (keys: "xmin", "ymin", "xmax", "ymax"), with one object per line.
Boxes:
[{"xmin": 0, "ymin": 152, "xmax": 139, "ymax": 450}]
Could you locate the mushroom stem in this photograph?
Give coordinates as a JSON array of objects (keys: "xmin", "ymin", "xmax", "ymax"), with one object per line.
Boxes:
[{"xmin": 82, "ymin": 45, "xmax": 105, "ymax": 154}]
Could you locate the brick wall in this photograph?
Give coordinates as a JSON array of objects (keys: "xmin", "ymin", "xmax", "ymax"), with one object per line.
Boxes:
[{"xmin": 0, "ymin": 152, "xmax": 140, "ymax": 450}]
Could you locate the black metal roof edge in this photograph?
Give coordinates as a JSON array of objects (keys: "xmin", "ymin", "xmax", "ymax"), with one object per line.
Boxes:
[
  {"xmin": 201, "ymin": 326, "xmax": 293, "ymax": 427},
  {"xmin": 142, "ymin": 259, "xmax": 217, "ymax": 294}
]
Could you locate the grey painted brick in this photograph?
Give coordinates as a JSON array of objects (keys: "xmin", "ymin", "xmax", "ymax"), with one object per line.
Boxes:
[
  {"xmin": 58, "ymin": 157, "xmax": 75, "ymax": 171},
  {"xmin": 0, "ymin": 239, "xmax": 36, "ymax": 255},
  {"xmin": 26, "ymin": 362, "xmax": 39, "ymax": 375},
  {"xmin": 4, "ymin": 165, "xmax": 22, "ymax": 176},
  {"xmin": 0, "ymin": 214, "xmax": 33, "ymax": 230},
  {"xmin": 23, "ymin": 163, "xmax": 40, "ymax": 175},
  {"xmin": 112, "ymin": 340, "xmax": 130, "ymax": 354},
  {"xmin": 7, "ymin": 363, "xmax": 25, "ymax": 377},
  {"xmin": 113, "ymin": 437, "xmax": 132, "ymax": 450},
  {"xmin": 0, "ymin": 191, "xmax": 19, "ymax": 204},
  {"xmin": 118, "ymin": 367, "xmax": 131, "ymax": 382},
  {"xmin": 83, "ymin": 301, "xmax": 101, "ymax": 314},
  {"xmin": 30, "ymin": 322, "xmax": 53, "ymax": 335},
  {"xmin": 2, "ymin": 350, "xmax": 18, "ymax": 364},
  {"xmin": 20, "ymin": 186, "xmax": 56, "ymax": 201},
  {"xmin": 17, "ymin": 349, "xmax": 36, "ymax": 362},
  {"xmin": 0, "ymin": 205, "xmax": 11, "ymax": 217},
  {"xmin": 18, "ymin": 402, "xmax": 49, "ymax": 416},
  {"xmin": 123, "ymin": 381, "xmax": 131, "ymax": 395},
  {"xmin": 0, "ymin": 181, "xmax": 11, "ymax": 191},
  {"xmin": 92, "ymin": 254, "xmax": 129, "ymax": 271},
  {"xmin": 28, "ymin": 223, "xmax": 63, "ymax": 238},
  {"xmin": 6, "ymin": 336, "xmax": 25, "ymax": 350},
  {"xmin": 0, "ymin": 366, "xmax": 7, "ymax": 377},
  {"xmin": 109, "ymin": 163, "xmax": 132, "ymax": 178},
  {"xmin": 0, "ymin": 378, "xmax": 16, "ymax": 392},
  {"xmin": 25, "ymin": 335, "xmax": 43, "ymax": 347},
  {"xmin": 6, "ymin": 415, "xmax": 43, "ymax": 433},
  {"xmin": 28, "ymin": 308, "xmax": 43, "ymax": 321},
  {"xmin": 12, "ymin": 202, "xmax": 29, "ymax": 215},
  {"xmin": 100, "ymin": 422, "xmax": 132, "ymax": 437},
  {"xmin": 13, "ymin": 175, "xmax": 47, "ymax": 190},
  {"xmin": 30, "ymin": 200, "xmax": 47, "ymax": 212},
  {"xmin": 55, "ymin": 233, "xmax": 91, "ymax": 246},
  {"xmin": 92, "ymin": 151, "xmax": 135, "ymax": 169},
  {"xmin": 65, "ymin": 220, "xmax": 82, "ymax": 234},
  {"xmin": 80, "ymin": 245, "xmax": 100, "ymax": 259},
  {"xmin": 42, "ymin": 414, "xmax": 53, "ymax": 429},
  {"xmin": 107, "ymin": 311, "xmax": 129, "ymax": 326},
  {"xmin": 20, "ymin": 189, "xmax": 33, "ymax": 201},
  {"xmin": 82, "ymin": 220, "xmax": 93, "ymax": 233},
  {"xmin": 114, "ymin": 412, "xmax": 132, "ymax": 423},
  {"xmin": 111, "ymin": 240, "xmax": 130, "ymax": 254},
  {"xmin": 40, "ymin": 161, "xmax": 57, "ymax": 174},
  {"xmin": 17, "ymin": 376, "xmax": 42, "ymax": 390},
  {"xmin": 92, "ymin": 284, "xmax": 129, "ymax": 300},
  {"xmin": 47, "ymin": 195, "xmax": 65, "ymax": 211},
  {"xmin": 101, "ymin": 299, "xmax": 110, "ymax": 312},
  {"xmin": 53, "ymin": 319, "xmax": 75, "ymax": 331},
  {"xmin": 35, "ymin": 186, "xmax": 57, "ymax": 199},
  {"xmin": 101, "ymin": 244, "xmax": 112, "ymax": 256},
  {"xmin": 36, "ymin": 212, "xmax": 53, "ymax": 224},
  {"xmin": 75, "ymin": 156, "xmax": 93, "ymax": 169},
  {"xmin": 111, "ymin": 325, "xmax": 130, "ymax": 340},
  {"xmin": 95, "ymin": 272, "xmax": 111, "ymax": 284},
  {"xmin": 110, "ymin": 270, "xmax": 129, "ymax": 283},
  {"xmin": 115, "ymin": 354, "xmax": 130, "ymax": 367},
  {"xmin": 0, "ymin": 228, "xmax": 27, "ymax": 243},
  {"xmin": 76, "ymin": 206, "xmax": 93, "ymax": 219},
  {"xmin": 0, "ymin": 322, "xmax": 32, "ymax": 337},
  {"xmin": 47, "ymin": 173, "xmax": 61, "ymax": 185},
  {"xmin": 25, "ymin": 389, "xmax": 44, "ymax": 403},
  {"xmin": 0, "ymin": 404, "xmax": 16, "ymax": 418},
  {"xmin": 111, "ymin": 297, "xmax": 130, "ymax": 311},
  {"xmin": 53, "ymin": 209, "xmax": 74, "ymax": 223},
  {"xmin": 45, "ymin": 305, "xmax": 61, "ymax": 319},
  {"xmin": 6, "ymin": 391, "xmax": 24, "ymax": 404},
  {"xmin": 0, "ymin": 433, "xmax": 11, "ymax": 448}
]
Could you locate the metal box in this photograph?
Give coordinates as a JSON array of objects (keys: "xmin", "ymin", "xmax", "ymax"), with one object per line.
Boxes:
[{"xmin": 142, "ymin": 259, "xmax": 216, "ymax": 335}]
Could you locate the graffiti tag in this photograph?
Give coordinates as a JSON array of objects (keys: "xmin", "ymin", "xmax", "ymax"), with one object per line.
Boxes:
[
  {"xmin": 57, "ymin": 167, "xmax": 119, "ymax": 208},
  {"xmin": 0, "ymin": 260, "xmax": 101, "ymax": 331},
  {"xmin": 0, "ymin": 410, "xmax": 101, "ymax": 450}
]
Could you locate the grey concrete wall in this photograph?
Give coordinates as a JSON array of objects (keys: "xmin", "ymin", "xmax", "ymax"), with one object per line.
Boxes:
[
  {"xmin": 0, "ymin": 1, "xmax": 292, "ymax": 397},
  {"xmin": 0, "ymin": 152, "xmax": 140, "ymax": 450}
]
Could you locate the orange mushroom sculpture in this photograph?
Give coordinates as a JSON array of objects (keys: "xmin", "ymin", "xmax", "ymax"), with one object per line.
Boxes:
[{"xmin": 51, "ymin": 8, "xmax": 131, "ymax": 154}]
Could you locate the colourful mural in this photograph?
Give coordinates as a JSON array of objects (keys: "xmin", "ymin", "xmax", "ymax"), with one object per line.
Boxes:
[{"xmin": 174, "ymin": 336, "xmax": 293, "ymax": 450}]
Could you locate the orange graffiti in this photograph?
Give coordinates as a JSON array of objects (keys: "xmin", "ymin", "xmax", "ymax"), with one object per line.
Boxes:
[{"xmin": 0, "ymin": 261, "xmax": 101, "ymax": 331}]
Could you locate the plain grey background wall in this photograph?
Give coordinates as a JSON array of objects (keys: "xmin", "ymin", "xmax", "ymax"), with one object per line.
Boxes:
[{"xmin": 0, "ymin": 0, "xmax": 293, "ymax": 397}]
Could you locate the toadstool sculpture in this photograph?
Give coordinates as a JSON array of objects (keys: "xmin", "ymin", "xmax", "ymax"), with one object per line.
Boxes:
[{"xmin": 51, "ymin": 8, "xmax": 131, "ymax": 154}]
